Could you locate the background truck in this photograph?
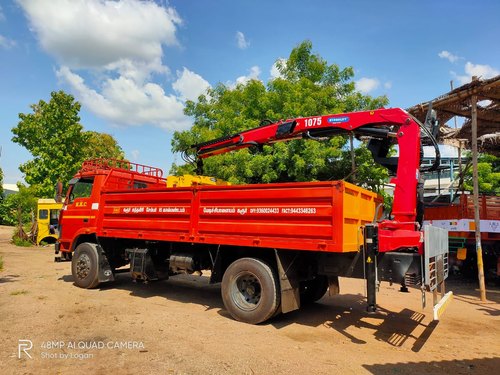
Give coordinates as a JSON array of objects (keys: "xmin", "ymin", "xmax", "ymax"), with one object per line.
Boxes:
[
  {"xmin": 36, "ymin": 198, "xmax": 62, "ymax": 245},
  {"xmin": 424, "ymin": 194, "xmax": 500, "ymax": 282},
  {"xmin": 56, "ymin": 107, "xmax": 450, "ymax": 324}
]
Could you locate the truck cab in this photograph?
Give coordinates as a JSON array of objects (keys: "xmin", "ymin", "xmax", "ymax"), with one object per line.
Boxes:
[
  {"xmin": 37, "ymin": 199, "xmax": 63, "ymax": 245},
  {"xmin": 56, "ymin": 159, "xmax": 166, "ymax": 256}
]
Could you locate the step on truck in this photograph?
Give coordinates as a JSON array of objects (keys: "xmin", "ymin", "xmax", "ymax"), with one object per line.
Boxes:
[{"xmin": 56, "ymin": 107, "xmax": 452, "ymax": 324}]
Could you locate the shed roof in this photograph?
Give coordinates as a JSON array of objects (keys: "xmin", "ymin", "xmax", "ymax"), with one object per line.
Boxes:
[{"xmin": 407, "ymin": 75, "xmax": 500, "ymax": 155}]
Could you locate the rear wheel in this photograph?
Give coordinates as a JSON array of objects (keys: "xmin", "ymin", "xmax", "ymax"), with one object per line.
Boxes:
[
  {"xmin": 300, "ymin": 275, "xmax": 329, "ymax": 304},
  {"xmin": 71, "ymin": 242, "xmax": 100, "ymax": 289},
  {"xmin": 221, "ymin": 258, "xmax": 280, "ymax": 324}
]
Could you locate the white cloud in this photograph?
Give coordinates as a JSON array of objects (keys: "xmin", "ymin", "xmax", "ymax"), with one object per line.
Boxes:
[
  {"xmin": 236, "ymin": 31, "xmax": 249, "ymax": 49},
  {"xmin": 453, "ymin": 62, "xmax": 500, "ymax": 85},
  {"xmin": 232, "ymin": 66, "xmax": 261, "ymax": 87},
  {"xmin": 0, "ymin": 34, "xmax": 16, "ymax": 49},
  {"xmin": 18, "ymin": 0, "xmax": 211, "ymax": 131},
  {"xmin": 105, "ymin": 58, "xmax": 169, "ymax": 85},
  {"xmin": 355, "ymin": 77, "xmax": 380, "ymax": 94},
  {"xmin": 270, "ymin": 58, "xmax": 286, "ymax": 79},
  {"xmin": 57, "ymin": 66, "xmax": 190, "ymax": 130},
  {"xmin": 384, "ymin": 81, "xmax": 392, "ymax": 90},
  {"xmin": 18, "ymin": 0, "xmax": 181, "ymax": 69},
  {"xmin": 438, "ymin": 50, "xmax": 460, "ymax": 63},
  {"xmin": 172, "ymin": 67, "xmax": 211, "ymax": 102},
  {"xmin": 0, "ymin": 5, "xmax": 5, "ymax": 21},
  {"xmin": 464, "ymin": 62, "xmax": 499, "ymax": 79}
]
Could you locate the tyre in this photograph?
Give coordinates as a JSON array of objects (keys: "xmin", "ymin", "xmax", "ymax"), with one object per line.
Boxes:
[
  {"xmin": 71, "ymin": 242, "xmax": 100, "ymax": 289},
  {"xmin": 221, "ymin": 258, "xmax": 280, "ymax": 324},
  {"xmin": 300, "ymin": 275, "xmax": 329, "ymax": 304}
]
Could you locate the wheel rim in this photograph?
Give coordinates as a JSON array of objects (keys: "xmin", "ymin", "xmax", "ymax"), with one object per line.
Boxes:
[
  {"xmin": 76, "ymin": 253, "xmax": 91, "ymax": 280},
  {"xmin": 231, "ymin": 271, "xmax": 262, "ymax": 311}
]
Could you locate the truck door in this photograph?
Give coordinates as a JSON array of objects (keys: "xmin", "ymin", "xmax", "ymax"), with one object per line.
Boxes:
[
  {"xmin": 60, "ymin": 177, "xmax": 95, "ymax": 248},
  {"xmin": 37, "ymin": 207, "xmax": 50, "ymax": 244}
]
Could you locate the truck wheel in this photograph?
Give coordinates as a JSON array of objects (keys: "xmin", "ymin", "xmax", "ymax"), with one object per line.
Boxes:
[
  {"xmin": 71, "ymin": 242, "xmax": 100, "ymax": 289},
  {"xmin": 221, "ymin": 258, "xmax": 280, "ymax": 324},
  {"xmin": 300, "ymin": 275, "xmax": 329, "ymax": 304}
]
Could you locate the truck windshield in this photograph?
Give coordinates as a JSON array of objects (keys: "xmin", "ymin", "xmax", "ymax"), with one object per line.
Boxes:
[{"xmin": 69, "ymin": 178, "xmax": 94, "ymax": 203}]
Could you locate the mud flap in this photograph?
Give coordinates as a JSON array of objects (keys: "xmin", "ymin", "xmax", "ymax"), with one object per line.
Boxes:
[
  {"xmin": 97, "ymin": 245, "xmax": 114, "ymax": 283},
  {"xmin": 275, "ymin": 250, "xmax": 300, "ymax": 314},
  {"xmin": 328, "ymin": 276, "xmax": 340, "ymax": 296}
]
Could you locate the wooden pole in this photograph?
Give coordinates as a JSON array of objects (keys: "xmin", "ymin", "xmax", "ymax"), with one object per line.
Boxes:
[
  {"xmin": 450, "ymin": 80, "xmax": 457, "ymax": 130},
  {"xmin": 458, "ymin": 140, "xmax": 463, "ymax": 195},
  {"xmin": 471, "ymin": 76, "xmax": 487, "ymax": 302}
]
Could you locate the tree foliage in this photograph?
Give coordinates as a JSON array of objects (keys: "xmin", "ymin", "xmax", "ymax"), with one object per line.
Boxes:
[
  {"xmin": 171, "ymin": 41, "xmax": 389, "ymax": 190},
  {"xmin": 463, "ymin": 153, "xmax": 500, "ymax": 194},
  {"xmin": 0, "ymin": 184, "xmax": 37, "ymax": 227},
  {"xmin": 12, "ymin": 91, "xmax": 124, "ymax": 197},
  {"xmin": 82, "ymin": 131, "xmax": 125, "ymax": 160}
]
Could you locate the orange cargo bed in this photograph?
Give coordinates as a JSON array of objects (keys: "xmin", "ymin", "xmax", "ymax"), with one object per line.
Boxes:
[{"xmin": 97, "ymin": 181, "xmax": 382, "ymax": 253}]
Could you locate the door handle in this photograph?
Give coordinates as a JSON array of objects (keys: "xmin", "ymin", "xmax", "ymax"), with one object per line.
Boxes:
[{"xmin": 83, "ymin": 218, "xmax": 89, "ymax": 223}]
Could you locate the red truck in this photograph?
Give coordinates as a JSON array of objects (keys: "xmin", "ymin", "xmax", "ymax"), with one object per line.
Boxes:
[
  {"xmin": 56, "ymin": 108, "xmax": 451, "ymax": 324},
  {"xmin": 424, "ymin": 194, "xmax": 500, "ymax": 281}
]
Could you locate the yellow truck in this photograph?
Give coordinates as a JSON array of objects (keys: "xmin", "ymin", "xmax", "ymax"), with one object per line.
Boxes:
[{"xmin": 36, "ymin": 199, "xmax": 63, "ymax": 245}]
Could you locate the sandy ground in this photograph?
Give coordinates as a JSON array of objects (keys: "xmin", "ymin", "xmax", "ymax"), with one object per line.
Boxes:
[{"xmin": 0, "ymin": 225, "xmax": 499, "ymax": 375}]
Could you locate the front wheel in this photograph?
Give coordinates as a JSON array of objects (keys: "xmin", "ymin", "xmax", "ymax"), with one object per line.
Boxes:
[
  {"xmin": 221, "ymin": 258, "xmax": 280, "ymax": 324},
  {"xmin": 71, "ymin": 242, "xmax": 100, "ymax": 289}
]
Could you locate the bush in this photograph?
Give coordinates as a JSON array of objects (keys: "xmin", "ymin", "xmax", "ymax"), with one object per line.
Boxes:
[
  {"xmin": 0, "ymin": 184, "xmax": 37, "ymax": 226},
  {"xmin": 12, "ymin": 235, "xmax": 33, "ymax": 247}
]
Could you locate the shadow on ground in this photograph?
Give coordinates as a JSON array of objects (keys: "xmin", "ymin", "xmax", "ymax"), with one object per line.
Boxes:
[
  {"xmin": 60, "ymin": 272, "xmax": 224, "ymax": 312},
  {"xmin": 0, "ymin": 274, "xmax": 20, "ymax": 284},
  {"xmin": 363, "ymin": 357, "xmax": 500, "ymax": 375},
  {"xmin": 271, "ymin": 293, "xmax": 438, "ymax": 351},
  {"xmin": 56, "ymin": 271, "xmax": 498, "ymax": 351},
  {"xmin": 445, "ymin": 277, "xmax": 500, "ymax": 316},
  {"xmin": 62, "ymin": 271, "xmax": 438, "ymax": 351}
]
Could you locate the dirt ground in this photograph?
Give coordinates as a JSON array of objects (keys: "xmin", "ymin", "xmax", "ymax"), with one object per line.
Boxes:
[{"xmin": 0, "ymin": 225, "xmax": 499, "ymax": 375}]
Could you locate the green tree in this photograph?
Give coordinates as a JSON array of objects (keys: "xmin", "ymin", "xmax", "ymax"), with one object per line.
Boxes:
[
  {"xmin": 82, "ymin": 131, "xmax": 125, "ymax": 160},
  {"xmin": 463, "ymin": 153, "xmax": 500, "ymax": 194},
  {"xmin": 12, "ymin": 91, "xmax": 124, "ymax": 197},
  {"xmin": 0, "ymin": 184, "xmax": 37, "ymax": 227},
  {"xmin": 171, "ymin": 41, "xmax": 389, "ymax": 189}
]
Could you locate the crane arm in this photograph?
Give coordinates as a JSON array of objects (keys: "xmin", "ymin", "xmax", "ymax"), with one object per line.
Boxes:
[{"xmin": 195, "ymin": 108, "xmax": 410, "ymax": 157}]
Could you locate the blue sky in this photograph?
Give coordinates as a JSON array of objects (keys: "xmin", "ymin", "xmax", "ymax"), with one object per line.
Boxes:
[{"xmin": 1, "ymin": 0, "xmax": 499, "ymax": 184}]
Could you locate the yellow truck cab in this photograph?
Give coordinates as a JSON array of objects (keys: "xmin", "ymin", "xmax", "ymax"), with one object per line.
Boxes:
[{"xmin": 37, "ymin": 199, "xmax": 63, "ymax": 245}]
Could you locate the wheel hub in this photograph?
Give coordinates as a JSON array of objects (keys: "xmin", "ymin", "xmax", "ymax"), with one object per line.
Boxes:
[
  {"xmin": 232, "ymin": 272, "xmax": 262, "ymax": 311},
  {"xmin": 245, "ymin": 284, "xmax": 256, "ymax": 296},
  {"xmin": 76, "ymin": 254, "xmax": 91, "ymax": 280}
]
